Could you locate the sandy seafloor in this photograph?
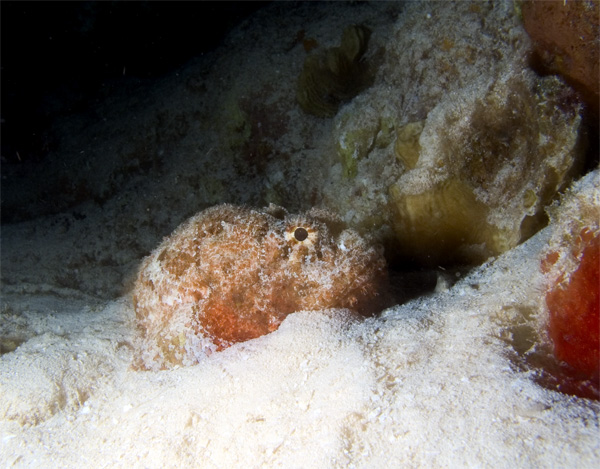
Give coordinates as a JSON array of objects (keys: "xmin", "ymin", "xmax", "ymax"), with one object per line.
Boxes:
[{"xmin": 1, "ymin": 2, "xmax": 599, "ymax": 467}]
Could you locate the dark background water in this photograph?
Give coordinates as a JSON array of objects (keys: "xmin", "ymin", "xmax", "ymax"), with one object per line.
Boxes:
[{"xmin": 1, "ymin": 1, "xmax": 269, "ymax": 209}]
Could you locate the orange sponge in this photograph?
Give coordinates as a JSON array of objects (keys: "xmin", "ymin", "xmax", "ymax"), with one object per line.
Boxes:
[
  {"xmin": 544, "ymin": 229, "xmax": 599, "ymax": 382},
  {"xmin": 522, "ymin": 0, "xmax": 599, "ymax": 115}
]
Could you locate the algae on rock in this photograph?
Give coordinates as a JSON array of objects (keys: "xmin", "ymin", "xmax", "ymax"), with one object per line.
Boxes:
[
  {"xmin": 335, "ymin": 108, "xmax": 395, "ymax": 179},
  {"xmin": 394, "ymin": 121, "xmax": 425, "ymax": 170},
  {"xmin": 297, "ymin": 25, "xmax": 375, "ymax": 118},
  {"xmin": 389, "ymin": 179, "xmax": 507, "ymax": 265}
]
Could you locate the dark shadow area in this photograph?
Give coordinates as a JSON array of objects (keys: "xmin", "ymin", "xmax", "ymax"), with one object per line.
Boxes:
[{"xmin": 1, "ymin": 1, "xmax": 270, "ymax": 220}]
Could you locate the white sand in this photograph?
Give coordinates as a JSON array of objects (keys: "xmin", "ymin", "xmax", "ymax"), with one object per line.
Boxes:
[
  {"xmin": 1, "ymin": 2, "xmax": 598, "ymax": 467},
  {"xmin": 2, "ymin": 175, "xmax": 599, "ymax": 467}
]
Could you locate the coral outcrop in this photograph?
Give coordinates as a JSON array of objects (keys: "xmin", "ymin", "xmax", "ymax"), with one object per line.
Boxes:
[
  {"xmin": 133, "ymin": 204, "xmax": 388, "ymax": 369},
  {"xmin": 387, "ymin": 75, "xmax": 584, "ymax": 265},
  {"xmin": 321, "ymin": 2, "xmax": 588, "ymax": 268},
  {"xmin": 328, "ymin": 72, "xmax": 584, "ymax": 266},
  {"xmin": 297, "ymin": 25, "xmax": 374, "ymax": 117}
]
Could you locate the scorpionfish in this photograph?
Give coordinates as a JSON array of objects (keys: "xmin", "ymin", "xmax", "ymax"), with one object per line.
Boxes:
[{"xmin": 133, "ymin": 204, "xmax": 388, "ymax": 369}]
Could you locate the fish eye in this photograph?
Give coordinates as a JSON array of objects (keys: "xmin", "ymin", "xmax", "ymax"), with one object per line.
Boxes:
[{"xmin": 294, "ymin": 227, "xmax": 309, "ymax": 242}]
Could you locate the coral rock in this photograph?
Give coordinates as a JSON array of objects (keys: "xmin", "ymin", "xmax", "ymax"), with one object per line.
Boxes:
[
  {"xmin": 133, "ymin": 204, "xmax": 388, "ymax": 369},
  {"xmin": 387, "ymin": 74, "xmax": 584, "ymax": 265}
]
